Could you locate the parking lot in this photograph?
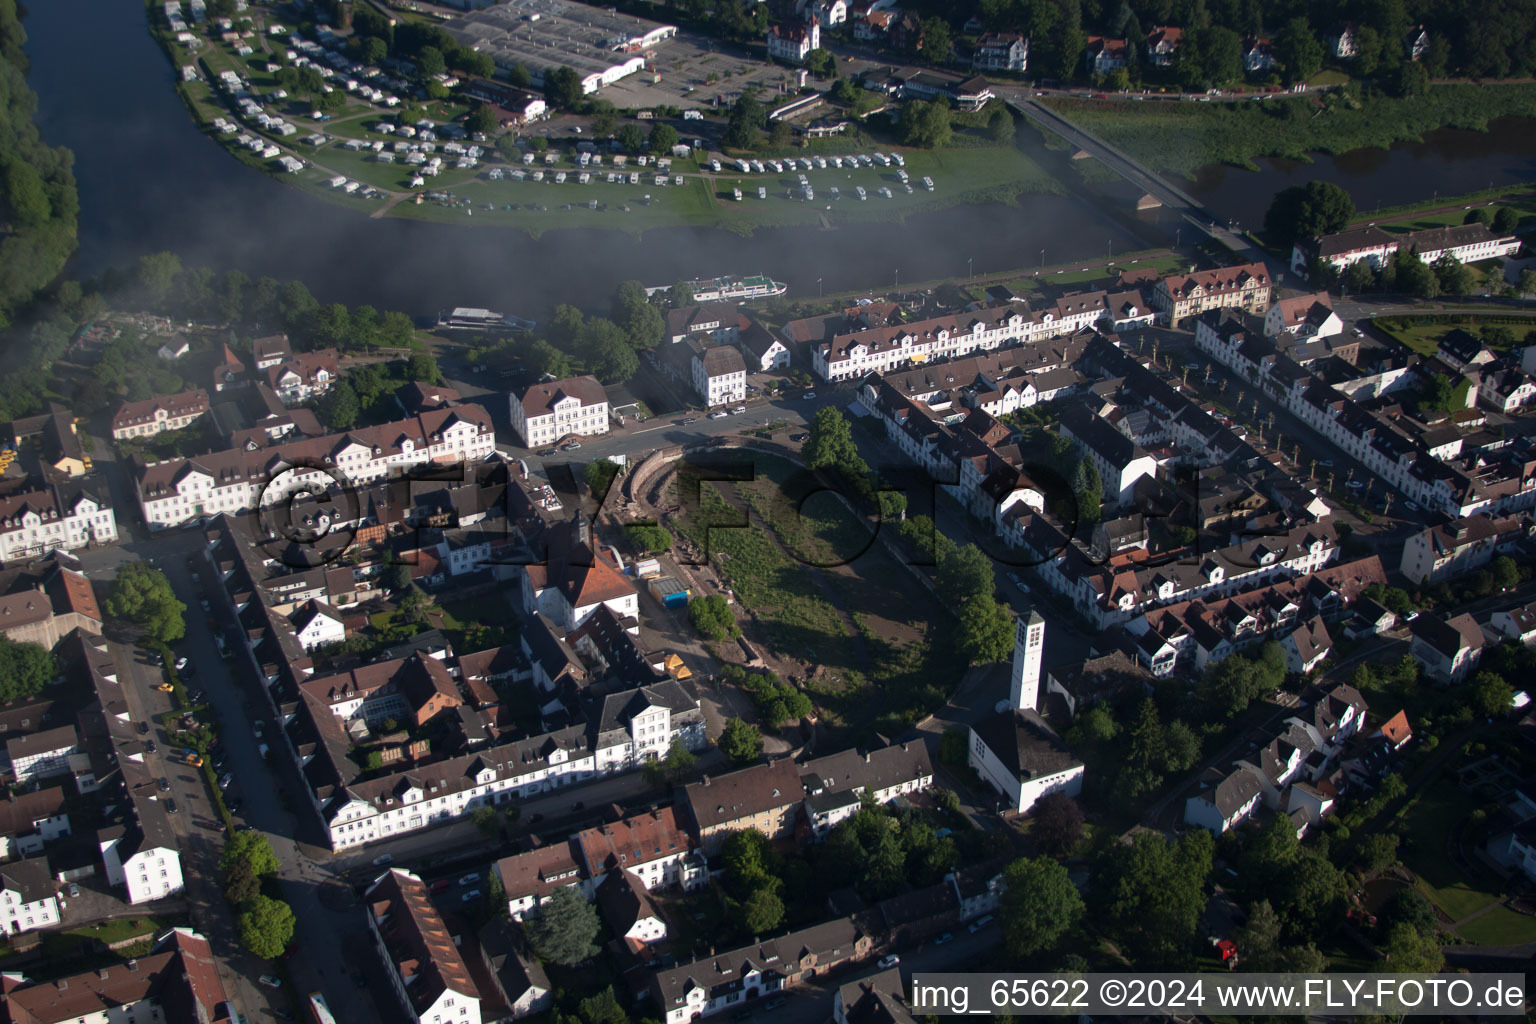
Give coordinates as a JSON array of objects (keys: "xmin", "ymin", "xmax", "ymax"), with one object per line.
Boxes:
[{"xmin": 596, "ymin": 29, "xmax": 801, "ymax": 112}]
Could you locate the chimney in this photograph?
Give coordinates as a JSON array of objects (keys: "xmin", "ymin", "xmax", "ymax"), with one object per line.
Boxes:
[
  {"xmin": 864, "ymin": 752, "xmax": 871, "ymax": 763},
  {"xmin": 702, "ymin": 775, "xmax": 710, "ymax": 786}
]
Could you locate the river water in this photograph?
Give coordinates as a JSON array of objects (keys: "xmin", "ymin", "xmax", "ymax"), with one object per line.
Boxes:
[
  {"xmin": 22, "ymin": 2, "xmax": 1155, "ymax": 319},
  {"xmin": 24, "ymin": 3, "xmax": 1536, "ymax": 319},
  {"xmin": 1187, "ymin": 116, "xmax": 1536, "ymax": 230}
]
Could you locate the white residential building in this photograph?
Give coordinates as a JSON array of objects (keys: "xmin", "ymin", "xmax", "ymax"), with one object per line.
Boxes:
[
  {"xmin": 100, "ymin": 779, "xmax": 185, "ymax": 905},
  {"xmin": 0, "ymin": 860, "xmax": 59, "ymax": 937},
  {"xmin": 973, "ymin": 32, "xmax": 1028, "ymax": 71},
  {"xmin": 1184, "ymin": 767, "xmax": 1264, "ymax": 834},
  {"xmin": 510, "ymin": 376, "xmax": 609, "ymax": 448},
  {"xmin": 1293, "ymin": 222, "xmax": 1520, "ymax": 277},
  {"xmin": 692, "ymin": 345, "xmax": 747, "ymax": 408},
  {"xmin": 767, "ymin": 19, "xmax": 820, "ymax": 62},
  {"xmin": 6, "ymin": 727, "xmax": 78, "ymax": 784},
  {"xmin": 111, "ymin": 390, "xmax": 211, "ymax": 440},
  {"xmin": 291, "ymin": 599, "xmax": 346, "ymax": 651},
  {"xmin": 0, "ymin": 486, "xmax": 119, "ymax": 565},
  {"xmin": 137, "ymin": 405, "xmax": 497, "ymax": 529},
  {"xmin": 1264, "ymin": 293, "xmax": 1342, "ymax": 340},
  {"xmin": 367, "ymin": 869, "xmax": 483, "ymax": 1024},
  {"xmin": 1409, "ymin": 612, "xmax": 1486, "ymax": 684}
]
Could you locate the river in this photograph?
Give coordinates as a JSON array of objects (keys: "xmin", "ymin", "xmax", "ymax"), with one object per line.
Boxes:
[
  {"xmin": 1188, "ymin": 116, "xmax": 1536, "ymax": 230},
  {"xmin": 22, "ymin": 1, "xmax": 1156, "ymax": 320}
]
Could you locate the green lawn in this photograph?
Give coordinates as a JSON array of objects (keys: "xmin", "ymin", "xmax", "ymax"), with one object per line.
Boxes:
[
  {"xmin": 1373, "ymin": 313, "xmax": 1536, "ymax": 356},
  {"xmin": 1396, "ymin": 780, "xmax": 1504, "ymax": 923},
  {"xmin": 1043, "ymin": 82, "xmax": 1536, "ymax": 179},
  {"xmin": 1458, "ymin": 904, "xmax": 1536, "ymax": 945},
  {"xmin": 65, "ymin": 917, "xmax": 166, "ymax": 945}
]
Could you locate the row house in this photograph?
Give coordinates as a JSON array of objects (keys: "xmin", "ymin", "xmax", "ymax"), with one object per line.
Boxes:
[
  {"xmin": 1123, "ymin": 552, "xmax": 1374, "ymax": 676},
  {"xmin": 1491, "ymin": 600, "xmax": 1536, "ymax": 645},
  {"xmin": 251, "ymin": 333, "xmax": 293, "ymax": 369},
  {"xmin": 1293, "ymin": 221, "xmax": 1520, "ymax": 277},
  {"xmin": 1409, "ymin": 611, "xmax": 1486, "ymax": 684},
  {"xmin": 0, "ymin": 929, "xmax": 226, "ymax": 1024},
  {"xmin": 137, "ymin": 403, "xmax": 497, "ymax": 529},
  {"xmin": 0, "ymin": 787, "xmax": 71, "ymax": 860},
  {"xmin": 267, "ymin": 349, "xmax": 340, "ymax": 405},
  {"xmin": 682, "ymin": 757, "xmax": 804, "ymax": 855},
  {"xmin": 100, "ymin": 761, "xmax": 185, "ymax": 905},
  {"xmin": 666, "ymin": 302, "xmax": 739, "ymax": 346},
  {"xmin": 494, "ymin": 841, "xmax": 583, "ymax": 920},
  {"xmin": 814, "ymin": 293, "xmax": 1123, "ymax": 382},
  {"xmin": 1058, "ymin": 403, "xmax": 1157, "ymax": 505},
  {"xmin": 1152, "ymin": 262, "xmax": 1273, "ymax": 327},
  {"xmin": 799, "ymin": 741, "xmax": 934, "ymax": 836},
  {"xmin": 510, "ymin": 376, "xmax": 609, "ymax": 448},
  {"xmin": 0, "ymin": 483, "xmax": 119, "ymax": 566},
  {"xmin": 1264, "ymin": 292, "xmax": 1341, "ymax": 340},
  {"xmin": 367, "ymin": 869, "xmax": 483, "ymax": 1024},
  {"xmin": 650, "ymin": 917, "xmax": 873, "ymax": 1024},
  {"xmin": 1186, "ymin": 682, "xmax": 1366, "ymax": 833},
  {"xmin": 320, "ymin": 679, "xmax": 705, "ymax": 850},
  {"xmin": 1399, "ymin": 512, "xmax": 1531, "ymax": 583},
  {"xmin": 110, "ymin": 388, "xmax": 210, "ymax": 440},
  {"xmin": 574, "ymin": 806, "xmax": 706, "ymax": 895},
  {"xmin": 737, "ymin": 319, "xmax": 791, "ymax": 372},
  {"xmin": 0, "ymin": 859, "xmax": 59, "ymax": 937},
  {"xmin": 1479, "ymin": 367, "xmax": 1536, "ymax": 413}
]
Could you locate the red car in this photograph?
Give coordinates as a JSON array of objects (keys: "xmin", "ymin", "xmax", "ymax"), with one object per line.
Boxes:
[{"xmin": 431, "ymin": 879, "xmax": 453, "ymax": 894}]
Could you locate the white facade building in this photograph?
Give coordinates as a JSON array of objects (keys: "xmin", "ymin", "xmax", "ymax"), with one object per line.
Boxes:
[{"xmin": 510, "ymin": 376, "xmax": 609, "ymax": 448}]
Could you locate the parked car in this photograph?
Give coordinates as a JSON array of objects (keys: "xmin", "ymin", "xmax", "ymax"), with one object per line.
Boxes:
[
  {"xmin": 763, "ymin": 997, "xmax": 786, "ymax": 1011},
  {"xmin": 218, "ymin": 773, "xmax": 233, "ymax": 789},
  {"xmin": 431, "ymin": 879, "xmax": 453, "ymax": 894},
  {"xmin": 165, "ymin": 799, "xmax": 179, "ymax": 813},
  {"xmin": 802, "ymin": 392, "xmax": 817, "ymax": 400},
  {"xmin": 145, "ymin": 740, "xmax": 156, "ymax": 753},
  {"xmin": 537, "ymin": 448, "xmax": 557, "ymax": 457},
  {"xmin": 730, "ymin": 405, "xmax": 746, "ymax": 414},
  {"xmin": 562, "ymin": 441, "xmax": 582, "ymax": 450},
  {"xmin": 934, "ymin": 932, "xmax": 954, "ymax": 945},
  {"xmin": 373, "ymin": 854, "xmax": 394, "ymax": 867},
  {"xmin": 158, "ymin": 778, "xmax": 170, "ymax": 792},
  {"xmin": 969, "ymin": 914, "xmax": 994, "ymax": 933},
  {"xmin": 457, "ymin": 873, "xmax": 480, "ymax": 886},
  {"xmin": 259, "ymin": 974, "xmax": 283, "ymax": 989},
  {"xmin": 877, "ymin": 954, "xmax": 900, "ymax": 969},
  {"xmin": 227, "ymin": 798, "xmax": 243, "ymax": 813},
  {"xmin": 67, "ymin": 883, "xmax": 79, "ymax": 898},
  {"xmin": 461, "ymin": 889, "xmax": 482, "ymax": 903},
  {"xmin": 708, "ymin": 410, "xmax": 728, "ymax": 419},
  {"xmin": 681, "ymin": 417, "xmax": 698, "ymax": 425},
  {"xmin": 137, "ymin": 721, "xmax": 149, "ymax": 735},
  {"xmin": 571, "ymin": 801, "xmax": 585, "ymax": 810},
  {"xmin": 791, "ymin": 433, "xmax": 808, "ymax": 442}
]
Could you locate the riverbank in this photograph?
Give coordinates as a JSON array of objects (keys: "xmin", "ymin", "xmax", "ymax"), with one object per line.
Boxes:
[
  {"xmin": 1042, "ymin": 83, "xmax": 1536, "ymax": 180},
  {"xmin": 148, "ymin": 4, "xmax": 1059, "ymax": 238}
]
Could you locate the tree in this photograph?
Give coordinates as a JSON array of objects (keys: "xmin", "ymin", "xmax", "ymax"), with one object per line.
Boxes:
[
  {"xmin": 1380, "ymin": 887, "xmax": 1437, "ymax": 938},
  {"xmin": 575, "ymin": 318, "xmax": 638, "ymax": 383},
  {"xmin": 1071, "ymin": 457, "xmax": 1102, "ymax": 524},
  {"xmin": 0, "ymin": 638, "xmax": 54, "ymax": 703},
  {"xmin": 1493, "ymin": 206, "xmax": 1521, "ymax": 235},
  {"xmin": 138, "ymin": 252, "xmax": 182, "ymax": 305},
  {"xmin": 386, "ymin": 563, "xmax": 413, "ymax": 593},
  {"xmin": 465, "ymin": 105, "xmax": 498, "ymax": 135},
  {"xmin": 1235, "ymin": 899, "xmax": 1284, "ymax": 970},
  {"xmin": 472, "ymin": 805, "xmax": 501, "ymax": 837},
  {"xmin": 919, "ymin": 17, "xmax": 952, "ymax": 61},
  {"xmin": 1434, "ymin": 253, "xmax": 1474, "ymax": 296},
  {"xmin": 417, "ymin": 45, "xmax": 446, "ymax": 77},
  {"xmin": 986, "ymin": 104, "xmax": 1015, "ymax": 143},
  {"xmin": 495, "ymin": 133, "xmax": 522, "ymax": 162},
  {"xmin": 1352, "ymin": 831, "xmax": 1400, "ymax": 873},
  {"xmin": 1181, "ymin": 26, "xmax": 1242, "ymax": 88},
  {"xmin": 584, "ymin": 458, "xmax": 621, "ymax": 503},
  {"xmin": 649, "ymin": 122, "xmax": 680, "ymax": 155},
  {"xmin": 618, "ymin": 122, "xmax": 646, "ymax": 154},
  {"xmin": 660, "ymin": 736, "xmax": 697, "ymax": 779},
  {"xmin": 624, "ymin": 522, "xmax": 672, "ymax": 553},
  {"xmin": 1352, "ymin": 25, "xmax": 1383, "ymax": 77},
  {"xmin": 718, "ymin": 718, "xmax": 763, "ymax": 763},
  {"xmin": 1265, "ymin": 181, "xmax": 1356, "ymax": 249},
  {"xmin": 688, "ymin": 594, "xmax": 737, "ymax": 640},
  {"xmin": 106, "ymin": 563, "xmax": 186, "ymax": 644},
  {"xmin": 574, "ymin": 988, "xmax": 629, "ymax": 1024},
  {"xmin": 1381, "ymin": 921, "xmax": 1444, "ymax": 973},
  {"xmin": 1466, "ymin": 207, "xmax": 1494, "ymax": 226},
  {"xmin": 723, "ymin": 91, "xmax": 766, "ymax": 149},
  {"xmin": 237, "ymin": 895, "xmax": 296, "ymax": 959},
  {"xmin": 1491, "ymin": 554, "xmax": 1520, "ymax": 591},
  {"xmin": 899, "ymin": 97, "xmax": 952, "ymax": 148},
  {"xmin": 544, "ymin": 66, "xmax": 583, "ymax": 111},
  {"xmin": 1092, "ymin": 829, "xmax": 1212, "ymax": 968},
  {"xmin": 1030, "ymin": 792, "xmax": 1084, "ymax": 858},
  {"xmin": 362, "ymin": 35, "xmax": 388, "ymax": 66},
  {"xmin": 1390, "ymin": 60, "xmax": 1428, "ymax": 98},
  {"xmin": 1273, "ymin": 17, "xmax": 1322, "ymax": 83},
  {"xmin": 937, "ymin": 543, "xmax": 995, "ymax": 606},
  {"xmin": 831, "ymin": 77, "xmax": 860, "ymax": 105},
  {"xmin": 803, "ymin": 406, "xmax": 862, "ymax": 474},
  {"xmin": 1470, "ymin": 670, "xmax": 1513, "ymax": 717},
  {"xmin": 611, "ymin": 279, "xmax": 664, "ymax": 349},
  {"xmin": 1343, "ymin": 258, "xmax": 1376, "ymax": 294},
  {"xmin": 805, "ymin": 47, "xmax": 835, "ymax": 78},
  {"xmin": 223, "ymin": 858, "xmax": 260, "ymax": 905},
  {"xmin": 221, "ymin": 831, "xmax": 281, "ymax": 878},
  {"xmin": 525, "ymin": 885, "xmax": 599, "ymax": 965},
  {"xmin": 738, "ymin": 884, "xmax": 785, "ymax": 933},
  {"xmin": 956, "ymin": 595, "xmax": 1013, "ymax": 664},
  {"xmin": 1001, "ymin": 855, "xmax": 1083, "ymax": 958},
  {"xmin": 323, "ymin": 379, "xmax": 360, "ymax": 429}
]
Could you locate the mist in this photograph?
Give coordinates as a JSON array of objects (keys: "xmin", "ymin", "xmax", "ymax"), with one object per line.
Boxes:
[{"xmin": 26, "ymin": 1, "xmax": 1157, "ymax": 322}]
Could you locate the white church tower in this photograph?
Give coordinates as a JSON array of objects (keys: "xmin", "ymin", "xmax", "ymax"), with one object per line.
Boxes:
[{"xmin": 1008, "ymin": 610, "xmax": 1045, "ymax": 712}]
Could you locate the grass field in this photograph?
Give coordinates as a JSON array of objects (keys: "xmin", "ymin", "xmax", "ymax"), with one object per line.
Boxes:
[
  {"xmin": 677, "ymin": 454, "xmax": 961, "ymax": 734},
  {"xmin": 1373, "ymin": 312, "xmax": 1536, "ymax": 356},
  {"xmin": 1397, "ymin": 781, "xmax": 1507, "ymax": 923},
  {"xmin": 1043, "ymin": 82, "xmax": 1536, "ymax": 179}
]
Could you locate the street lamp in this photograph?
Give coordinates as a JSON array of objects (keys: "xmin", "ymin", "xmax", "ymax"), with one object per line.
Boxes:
[
  {"xmin": 968, "ymin": 257, "xmax": 973, "ymax": 280},
  {"xmin": 1108, "ymin": 239, "xmax": 1113, "ymax": 263},
  {"xmin": 818, "ymin": 277, "xmax": 823, "ymax": 297},
  {"xmin": 894, "ymin": 268, "xmax": 899, "ymax": 290},
  {"xmin": 1040, "ymin": 248, "xmax": 1045, "ymax": 272}
]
